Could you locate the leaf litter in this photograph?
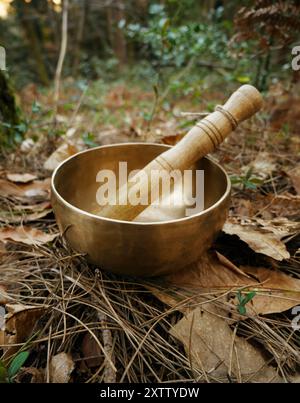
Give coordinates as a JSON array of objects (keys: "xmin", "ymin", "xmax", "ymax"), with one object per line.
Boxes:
[{"xmin": 0, "ymin": 85, "xmax": 300, "ymax": 383}]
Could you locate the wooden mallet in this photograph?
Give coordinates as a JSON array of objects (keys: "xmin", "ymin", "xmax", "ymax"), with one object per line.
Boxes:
[{"xmin": 97, "ymin": 84, "xmax": 263, "ymax": 221}]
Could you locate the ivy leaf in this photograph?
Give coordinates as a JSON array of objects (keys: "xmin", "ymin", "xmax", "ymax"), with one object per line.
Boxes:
[{"xmin": 8, "ymin": 351, "xmax": 29, "ymax": 381}]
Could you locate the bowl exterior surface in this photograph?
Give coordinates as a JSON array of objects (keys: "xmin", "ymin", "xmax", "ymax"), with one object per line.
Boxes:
[{"xmin": 51, "ymin": 143, "xmax": 231, "ymax": 277}]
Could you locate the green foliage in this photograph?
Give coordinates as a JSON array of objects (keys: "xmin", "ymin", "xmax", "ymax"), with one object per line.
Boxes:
[
  {"xmin": 237, "ymin": 290, "xmax": 256, "ymax": 315},
  {"xmin": 0, "ymin": 351, "xmax": 29, "ymax": 383},
  {"xmin": 82, "ymin": 132, "xmax": 98, "ymax": 148},
  {"xmin": 0, "ymin": 120, "xmax": 27, "ymax": 146},
  {"xmin": 124, "ymin": 3, "xmax": 231, "ymax": 70},
  {"xmin": 31, "ymin": 100, "xmax": 42, "ymax": 114},
  {"xmin": 230, "ymin": 168, "xmax": 264, "ymax": 190},
  {"xmin": 8, "ymin": 351, "xmax": 30, "ymax": 381}
]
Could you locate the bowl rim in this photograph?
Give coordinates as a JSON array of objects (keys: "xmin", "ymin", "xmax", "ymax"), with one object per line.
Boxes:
[{"xmin": 51, "ymin": 142, "xmax": 231, "ymax": 226}]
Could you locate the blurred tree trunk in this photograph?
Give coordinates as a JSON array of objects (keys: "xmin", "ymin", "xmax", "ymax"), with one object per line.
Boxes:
[
  {"xmin": 106, "ymin": 1, "xmax": 127, "ymax": 66},
  {"xmin": 14, "ymin": 0, "xmax": 49, "ymax": 85},
  {"xmin": 72, "ymin": 0, "xmax": 87, "ymax": 76},
  {"xmin": 0, "ymin": 71, "xmax": 20, "ymax": 145}
]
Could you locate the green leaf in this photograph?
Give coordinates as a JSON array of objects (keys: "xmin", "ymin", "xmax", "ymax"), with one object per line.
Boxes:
[
  {"xmin": 160, "ymin": 18, "xmax": 170, "ymax": 37},
  {"xmin": 118, "ymin": 19, "xmax": 126, "ymax": 29},
  {"xmin": 237, "ymin": 290, "xmax": 256, "ymax": 315},
  {"xmin": 244, "ymin": 181, "xmax": 257, "ymax": 190},
  {"xmin": 63, "ymin": 103, "xmax": 74, "ymax": 111},
  {"xmin": 238, "ymin": 305, "xmax": 247, "ymax": 315},
  {"xmin": 242, "ymin": 291, "xmax": 256, "ymax": 305},
  {"xmin": 230, "ymin": 175, "xmax": 242, "ymax": 185},
  {"xmin": 245, "ymin": 167, "xmax": 253, "ymax": 181},
  {"xmin": 249, "ymin": 177, "xmax": 264, "ymax": 185},
  {"xmin": 82, "ymin": 132, "xmax": 98, "ymax": 148},
  {"xmin": 15, "ymin": 122, "xmax": 27, "ymax": 134},
  {"xmin": 0, "ymin": 361, "xmax": 8, "ymax": 383},
  {"xmin": 8, "ymin": 351, "xmax": 29, "ymax": 380},
  {"xmin": 32, "ymin": 101, "xmax": 41, "ymax": 114},
  {"xmin": 236, "ymin": 76, "xmax": 250, "ymax": 84},
  {"xmin": 237, "ymin": 290, "xmax": 243, "ymax": 304},
  {"xmin": 206, "ymin": 102, "xmax": 216, "ymax": 113},
  {"xmin": 149, "ymin": 4, "xmax": 164, "ymax": 14}
]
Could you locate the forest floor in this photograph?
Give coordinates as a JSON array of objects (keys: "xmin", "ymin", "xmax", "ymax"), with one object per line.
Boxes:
[{"xmin": 0, "ymin": 77, "xmax": 300, "ymax": 383}]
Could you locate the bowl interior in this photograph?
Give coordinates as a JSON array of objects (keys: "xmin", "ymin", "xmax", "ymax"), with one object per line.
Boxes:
[{"xmin": 52, "ymin": 143, "xmax": 229, "ymax": 220}]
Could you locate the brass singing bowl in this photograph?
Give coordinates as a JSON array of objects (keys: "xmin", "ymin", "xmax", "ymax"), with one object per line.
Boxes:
[{"xmin": 51, "ymin": 143, "xmax": 231, "ymax": 277}]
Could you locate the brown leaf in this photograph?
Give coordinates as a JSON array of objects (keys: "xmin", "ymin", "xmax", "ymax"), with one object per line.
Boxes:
[
  {"xmin": 16, "ymin": 367, "xmax": 44, "ymax": 383},
  {"xmin": 242, "ymin": 266, "xmax": 300, "ymax": 315},
  {"xmin": 49, "ymin": 352, "xmax": 75, "ymax": 383},
  {"xmin": 145, "ymin": 285, "xmax": 182, "ymax": 308},
  {"xmin": 170, "ymin": 306, "xmax": 280, "ymax": 382},
  {"xmin": 223, "ymin": 217, "xmax": 300, "ymax": 260},
  {"xmin": 43, "ymin": 142, "xmax": 81, "ymax": 171},
  {"xmin": 14, "ymin": 201, "xmax": 51, "ymax": 211},
  {"xmin": 247, "ymin": 152, "xmax": 276, "ymax": 179},
  {"xmin": 81, "ymin": 333, "xmax": 103, "ymax": 368},
  {"xmin": 0, "ymin": 242, "xmax": 6, "ymax": 256},
  {"xmin": 0, "ymin": 226, "xmax": 58, "ymax": 245},
  {"xmin": 167, "ymin": 251, "xmax": 300, "ymax": 315},
  {"xmin": 162, "ymin": 133, "xmax": 184, "ymax": 145},
  {"xmin": 6, "ymin": 173, "xmax": 37, "ymax": 183},
  {"xmin": 167, "ymin": 251, "xmax": 251, "ymax": 290},
  {"xmin": 1, "ymin": 202, "xmax": 52, "ymax": 224},
  {"xmin": 287, "ymin": 166, "xmax": 300, "ymax": 195},
  {"xmin": 0, "ymin": 178, "xmax": 50, "ymax": 199},
  {"xmin": 232, "ymin": 193, "xmax": 300, "ymax": 220},
  {"xmin": 3, "ymin": 304, "xmax": 45, "ymax": 359}
]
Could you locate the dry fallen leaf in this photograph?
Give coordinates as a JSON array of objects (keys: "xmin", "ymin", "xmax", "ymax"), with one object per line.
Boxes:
[
  {"xmin": 287, "ymin": 166, "xmax": 300, "ymax": 195},
  {"xmin": 81, "ymin": 333, "xmax": 103, "ymax": 368},
  {"xmin": 162, "ymin": 133, "xmax": 184, "ymax": 146},
  {"xmin": 44, "ymin": 142, "xmax": 81, "ymax": 171},
  {"xmin": 1, "ymin": 202, "xmax": 52, "ymax": 224},
  {"xmin": 2, "ymin": 304, "xmax": 45, "ymax": 359},
  {"xmin": 0, "ymin": 178, "xmax": 50, "ymax": 199},
  {"xmin": 232, "ymin": 193, "xmax": 300, "ymax": 220},
  {"xmin": 240, "ymin": 266, "xmax": 300, "ymax": 314},
  {"xmin": 246, "ymin": 152, "xmax": 276, "ymax": 179},
  {"xmin": 16, "ymin": 367, "xmax": 44, "ymax": 383},
  {"xmin": 0, "ymin": 242, "xmax": 6, "ymax": 256},
  {"xmin": 14, "ymin": 201, "xmax": 51, "ymax": 212},
  {"xmin": 223, "ymin": 217, "xmax": 300, "ymax": 261},
  {"xmin": 167, "ymin": 251, "xmax": 300, "ymax": 315},
  {"xmin": 6, "ymin": 173, "xmax": 37, "ymax": 183},
  {"xmin": 49, "ymin": 352, "xmax": 75, "ymax": 383},
  {"xmin": 167, "ymin": 251, "xmax": 251, "ymax": 289},
  {"xmin": 0, "ymin": 226, "xmax": 58, "ymax": 245},
  {"xmin": 170, "ymin": 305, "xmax": 280, "ymax": 382}
]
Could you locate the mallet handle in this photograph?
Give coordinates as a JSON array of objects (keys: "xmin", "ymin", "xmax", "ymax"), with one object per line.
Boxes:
[{"xmin": 98, "ymin": 85, "xmax": 263, "ymax": 221}]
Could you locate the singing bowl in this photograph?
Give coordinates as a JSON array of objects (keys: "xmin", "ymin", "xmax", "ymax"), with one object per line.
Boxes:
[{"xmin": 51, "ymin": 143, "xmax": 231, "ymax": 277}]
